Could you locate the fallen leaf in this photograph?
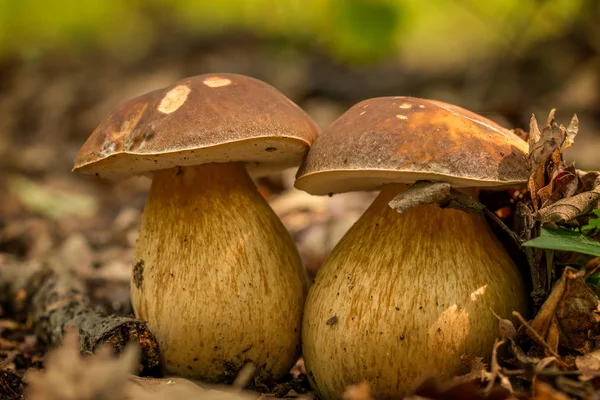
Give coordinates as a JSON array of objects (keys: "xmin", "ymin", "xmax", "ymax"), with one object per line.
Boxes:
[
  {"xmin": 535, "ymin": 177, "xmax": 600, "ymax": 224},
  {"xmin": 525, "ymin": 266, "xmax": 600, "ymax": 356},
  {"xmin": 388, "ymin": 181, "xmax": 451, "ymax": 213},
  {"xmin": 548, "ymin": 167, "xmax": 579, "ymax": 204},
  {"xmin": 527, "ymin": 111, "xmax": 578, "ymax": 212}
]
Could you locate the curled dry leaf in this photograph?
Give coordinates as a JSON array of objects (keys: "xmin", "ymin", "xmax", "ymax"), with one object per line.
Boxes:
[
  {"xmin": 527, "ymin": 110, "xmax": 579, "ymax": 212},
  {"xmin": 491, "ymin": 309, "xmax": 517, "ymax": 340},
  {"xmin": 528, "ymin": 267, "xmax": 600, "ymax": 355},
  {"xmin": 575, "ymin": 349, "xmax": 600, "ymax": 381},
  {"xmin": 535, "ymin": 176, "xmax": 600, "ymax": 224},
  {"xmin": 388, "ymin": 181, "xmax": 451, "ymax": 213},
  {"xmin": 580, "ymin": 171, "xmax": 600, "ymax": 191},
  {"xmin": 544, "ymin": 167, "xmax": 579, "ymax": 206}
]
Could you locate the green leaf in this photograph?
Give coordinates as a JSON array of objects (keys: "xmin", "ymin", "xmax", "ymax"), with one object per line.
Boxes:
[
  {"xmin": 586, "ymin": 272, "xmax": 600, "ymax": 286},
  {"xmin": 582, "ymin": 209, "xmax": 600, "ymax": 232},
  {"xmin": 522, "ymin": 226, "xmax": 600, "ymax": 257}
]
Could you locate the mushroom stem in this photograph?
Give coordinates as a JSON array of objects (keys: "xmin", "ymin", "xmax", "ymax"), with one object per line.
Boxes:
[
  {"xmin": 302, "ymin": 183, "xmax": 529, "ymax": 400},
  {"xmin": 131, "ymin": 162, "xmax": 307, "ymax": 382}
]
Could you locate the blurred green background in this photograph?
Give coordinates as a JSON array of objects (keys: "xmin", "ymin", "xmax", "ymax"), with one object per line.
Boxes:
[{"xmin": 0, "ymin": 0, "xmax": 599, "ymax": 175}]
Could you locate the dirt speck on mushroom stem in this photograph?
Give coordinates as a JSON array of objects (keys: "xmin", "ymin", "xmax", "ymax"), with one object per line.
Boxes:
[{"xmin": 132, "ymin": 260, "xmax": 144, "ymax": 289}]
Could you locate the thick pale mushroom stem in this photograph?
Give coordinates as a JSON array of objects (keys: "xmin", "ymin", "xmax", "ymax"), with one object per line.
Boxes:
[
  {"xmin": 131, "ymin": 162, "xmax": 308, "ymax": 382},
  {"xmin": 303, "ymin": 184, "xmax": 529, "ymax": 400}
]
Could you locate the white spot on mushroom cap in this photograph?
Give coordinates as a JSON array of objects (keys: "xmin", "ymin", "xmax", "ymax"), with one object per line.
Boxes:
[
  {"xmin": 396, "ymin": 114, "xmax": 408, "ymax": 120},
  {"xmin": 158, "ymin": 85, "xmax": 191, "ymax": 114},
  {"xmin": 418, "ymin": 105, "xmax": 425, "ymax": 108},
  {"xmin": 399, "ymin": 103, "xmax": 412, "ymax": 109},
  {"xmin": 360, "ymin": 111, "xmax": 367, "ymax": 115},
  {"xmin": 203, "ymin": 76, "xmax": 232, "ymax": 88}
]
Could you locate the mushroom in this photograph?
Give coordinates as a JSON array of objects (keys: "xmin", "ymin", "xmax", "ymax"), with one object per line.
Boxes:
[
  {"xmin": 73, "ymin": 73, "xmax": 320, "ymax": 382},
  {"xmin": 294, "ymin": 97, "xmax": 530, "ymax": 399}
]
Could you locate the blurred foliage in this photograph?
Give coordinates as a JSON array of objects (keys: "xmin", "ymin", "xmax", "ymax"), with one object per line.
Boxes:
[
  {"xmin": 0, "ymin": 0, "xmax": 585, "ymax": 65},
  {"xmin": 583, "ymin": 210, "xmax": 600, "ymax": 233}
]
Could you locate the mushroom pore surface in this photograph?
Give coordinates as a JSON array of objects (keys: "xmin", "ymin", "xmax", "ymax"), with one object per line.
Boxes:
[
  {"xmin": 131, "ymin": 162, "xmax": 308, "ymax": 382},
  {"xmin": 302, "ymin": 184, "xmax": 529, "ymax": 400}
]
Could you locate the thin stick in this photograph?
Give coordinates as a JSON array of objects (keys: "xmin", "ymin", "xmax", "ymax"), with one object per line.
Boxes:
[{"xmin": 512, "ymin": 311, "xmax": 566, "ymax": 366}]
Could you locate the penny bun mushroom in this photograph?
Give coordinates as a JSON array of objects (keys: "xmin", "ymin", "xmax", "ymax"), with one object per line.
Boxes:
[
  {"xmin": 295, "ymin": 97, "xmax": 530, "ymax": 399},
  {"xmin": 73, "ymin": 73, "xmax": 319, "ymax": 383}
]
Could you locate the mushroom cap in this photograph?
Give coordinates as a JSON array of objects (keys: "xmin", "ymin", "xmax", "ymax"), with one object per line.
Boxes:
[
  {"xmin": 73, "ymin": 73, "xmax": 320, "ymax": 178},
  {"xmin": 295, "ymin": 97, "xmax": 529, "ymax": 195}
]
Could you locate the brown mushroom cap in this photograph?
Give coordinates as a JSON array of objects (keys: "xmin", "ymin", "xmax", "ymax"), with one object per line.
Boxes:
[
  {"xmin": 73, "ymin": 73, "xmax": 320, "ymax": 178},
  {"xmin": 295, "ymin": 97, "xmax": 529, "ymax": 195}
]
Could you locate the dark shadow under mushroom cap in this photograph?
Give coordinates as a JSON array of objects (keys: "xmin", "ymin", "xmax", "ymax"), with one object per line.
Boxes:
[
  {"xmin": 295, "ymin": 97, "xmax": 529, "ymax": 195},
  {"xmin": 74, "ymin": 73, "xmax": 320, "ymax": 179}
]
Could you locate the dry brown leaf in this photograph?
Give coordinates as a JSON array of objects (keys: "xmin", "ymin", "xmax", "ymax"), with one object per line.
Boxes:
[
  {"xmin": 545, "ymin": 167, "xmax": 579, "ymax": 206},
  {"xmin": 529, "ymin": 268, "xmax": 571, "ymax": 341},
  {"xmin": 554, "ymin": 271, "xmax": 600, "ymax": 352},
  {"xmin": 527, "ymin": 267, "xmax": 600, "ymax": 356},
  {"xmin": 491, "ymin": 309, "xmax": 517, "ymax": 340},
  {"xmin": 388, "ymin": 181, "xmax": 451, "ymax": 213},
  {"xmin": 536, "ymin": 148, "xmax": 562, "ymax": 207},
  {"xmin": 546, "ymin": 317, "xmax": 561, "ymax": 356},
  {"xmin": 527, "ymin": 111, "xmax": 578, "ymax": 211},
  {"xmin": 535, "ymin": 176, "xmax": 600, "ymax": 223},
  {"xmin": 580, "ymin": 171, "xmax": 600, "ymax": 191}
]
